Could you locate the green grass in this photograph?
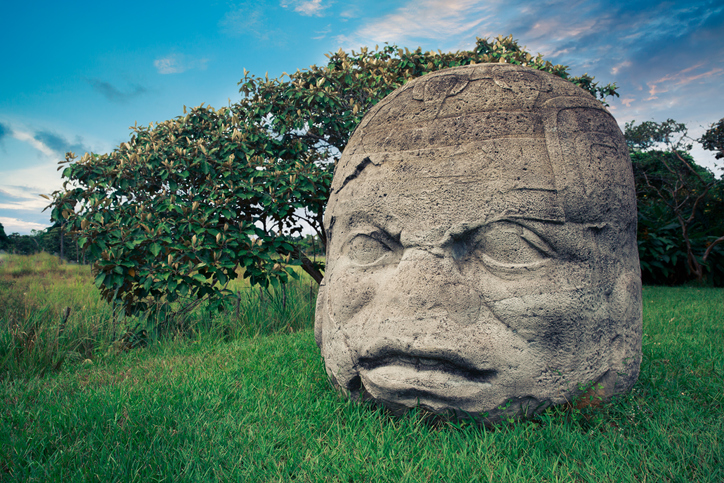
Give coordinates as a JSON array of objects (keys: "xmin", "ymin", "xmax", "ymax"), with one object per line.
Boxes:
[
  {"xmin": 1, "ymin": 254, "xmax": 722, "ymax": 482},
  {"xmin": 0, "ymin": 253, "xmax": 318, "ymax": 380}
]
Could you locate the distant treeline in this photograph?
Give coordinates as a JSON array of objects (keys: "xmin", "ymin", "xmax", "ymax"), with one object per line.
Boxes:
[
  {"xmin": 0, "ymin": 222, "xmax": 325, "ymax": 265},
  {"xmin": 0, "ymin": 223, "xmax": 87, "ymax": 263}
]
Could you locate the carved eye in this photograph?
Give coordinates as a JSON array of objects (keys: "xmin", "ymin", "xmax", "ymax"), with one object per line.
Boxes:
[
  {"xmin": 474, "ymin": 222, "xmax": 553, "ymax": 271},
  {"xmin": 346, "ymin": 234, "xmax": 394, "ymax": 266}
]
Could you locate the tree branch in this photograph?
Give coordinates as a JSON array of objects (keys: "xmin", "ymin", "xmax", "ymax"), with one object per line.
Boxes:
[
  {"xmin": 703, "ymin": 235, "xmax": 724, "ymax": 263},
  {"xmin": 291, "ymin": 245, "xmax": 324, "ymax": 284}
]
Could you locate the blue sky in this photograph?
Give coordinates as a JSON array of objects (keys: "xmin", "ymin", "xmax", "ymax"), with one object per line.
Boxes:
[{"xmin": 1, "ymin": 0, "xmax": 722, "ymax": 234}]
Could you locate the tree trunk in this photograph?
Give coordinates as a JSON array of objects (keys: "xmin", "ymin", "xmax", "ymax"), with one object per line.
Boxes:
[
  {"xmin": 292, "ymin": 246, "xmax": 324, "ymax": 284},
  {"xmin": 59, "ymin": 223, "xmax": 64, "ymax": 263}
]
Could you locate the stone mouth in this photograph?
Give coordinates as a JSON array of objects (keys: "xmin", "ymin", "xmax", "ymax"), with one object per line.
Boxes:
[{"xmin": 358, "ymin": 350, "xmax": 497, "ymax": 384}]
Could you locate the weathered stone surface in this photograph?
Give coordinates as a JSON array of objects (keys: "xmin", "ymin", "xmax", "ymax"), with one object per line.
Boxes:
[{"xmin": 315, "ymin": 63, "xmax": 642, "ymax": 424}]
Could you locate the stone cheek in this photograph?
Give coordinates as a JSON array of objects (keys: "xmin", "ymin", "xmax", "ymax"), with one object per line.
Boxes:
[{"xmin": 316, "ymin": 63, "xmax": 642, "ymax": 424}]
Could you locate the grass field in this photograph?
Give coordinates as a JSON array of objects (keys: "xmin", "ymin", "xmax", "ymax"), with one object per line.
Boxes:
[{"xmin": 1, "ymin": 253, "xmax": 722, "ymax": 482}]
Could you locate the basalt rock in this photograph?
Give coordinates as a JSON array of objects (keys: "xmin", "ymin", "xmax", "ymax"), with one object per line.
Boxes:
[{"xmin": 315, "ymin": 63, "xmax": 642, "ymax": 425}]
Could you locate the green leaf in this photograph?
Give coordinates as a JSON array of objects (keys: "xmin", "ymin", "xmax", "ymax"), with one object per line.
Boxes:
[
  {"xmin": 149, "ymin": 243, "xmax": 162, "ymax": 257},
  {"xmin": 217, "ymin": 271, "xmax": 228, "ymax": 286},
  {"xmin": 94, "ymin": 272, "xmax": 106, "ymax": 288}
]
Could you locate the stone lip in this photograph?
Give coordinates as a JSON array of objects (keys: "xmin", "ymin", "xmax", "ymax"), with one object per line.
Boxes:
[
  {"xmin": 358, "ymin": 347, "xmax": 498, "ymax": 386},
  {"xmin": 355, "ymin": 343, "xmax": 503, "ymax": 413}
]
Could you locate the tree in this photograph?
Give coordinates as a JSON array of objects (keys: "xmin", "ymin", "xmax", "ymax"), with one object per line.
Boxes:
[
  {"xmin": 7, "ymin": 233, "xmax": 41, "ymax": 255},
  {"xmin": 48, "ymin": 110, "xmax": 328, "ymax": 315},
  {"xmin": 40, "ymin": 222, "xmax": 81, "ymax": 263},
  {"xmin": 700, "ymin": 117, "xmax": 724, "ymax": 161},
  {"xmin": 48, "ymin": 35, "xmax": 619, "ymax": 316},
  {"xmin": 626, "ymin": 119, "xmax": 724, "ymax": 284},
  {"xmin": 0, "ymin": 223, "xmax": 9, "ymax": 251}
]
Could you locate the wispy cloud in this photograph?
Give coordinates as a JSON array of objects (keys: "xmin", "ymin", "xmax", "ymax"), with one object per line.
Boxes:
[
  {"xmin": 33, "ymin": 131, "xmax": 91, "ymax": 157},
  {"xmin": 11, "ymin": 130, "xmax": 55, "ymax": 157},
  {"xmin": 526, "ymin": 17, "xmax": 597, "ymax": 43},
  {"xmin": 220, "ymin": 4, "xmax": 264, "ymax": 37},
  {"xmin": 89, "ymin": 79, "xmax": 147, "ymax": 102},
  {"xmin": 9, "ymin": 127, "xmax": 90, "ymax": 158},
  {"xmin": 611, "ymin": 61, "xmax": 632, "ymax": 75},
  {"xmin": 340, "ymin": 7, "xmax": 360, "ymax": 20},
  {"xmin": 340, "ymin": 0, "xmax": 723, "ymax": 124},
  {"xmin": 0, "ymin": 184, "xmax": 55, "ymax": 234},
  {"xmin": 646, "ymin": 64, "xmax": 724, "ymax": 100},
  {"xmin": 0, "ymin": 217, "xmax": 50, "ymax": 234},
  {"xmin": 506, "ymin": 0, "xmax": 724, "ymax": 78},
  {"xmin": 338, "ymin": 0, "xmax": 493, "ymax": 48},
  {"xmin": 153, "ymin": 54, "xmax": 209, "ymax": 75},
  {"xmin": 281, "ymin": 0, "xmax": 328, "ymax": 17},
  {"xmin": 313, "ymin": 24, "xmax": 332, "ymax": 40},
  {"xmin": 154, "ymin": 56, "xmax": 183, "ymax": 74},
  {"xmin": 0, "ymin": 186, "xmax": 50, "ymax": 212},
  {"xmin": 219, "ymin": 3, "xmax": 287, "ymax": 44},
  {"xmin": 0, "ymin": 163, "xmax": 79, "ymax": 234}
]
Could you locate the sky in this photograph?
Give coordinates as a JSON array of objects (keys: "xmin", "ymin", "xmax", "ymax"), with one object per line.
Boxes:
[{"xmin": 1, "ymin": 0, "xmax": 723, "ymax": 235}]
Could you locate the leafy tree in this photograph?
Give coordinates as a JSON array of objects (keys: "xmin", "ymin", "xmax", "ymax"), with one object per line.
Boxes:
[
  {"xmin": 294, "ymin": 234, "xmax": 324, "ymax": 258},
  {"xmin": 48, "ymin": 35, "xmax": 619, "ymax": 316},
  {"xmin": 7, "ymin": 233, "xmax": 41, "ymax": 255},
  {"xmin": 48, "ymin": 111, "xmax": 325, "ymax": 315},
  {"xmin": 626, "ymin": 119, "xmax": 724, "ymax": 284},
  {"xmin": 700, "ymin": 117, "xmax": 724, "ymax": 161},
  {"xmin": 40, "ymin": 222, "xmax": 82, "ymax": 263},
  {"xmin": 0, "ymin": 223, "xmax": 9, "ymax": 251}
]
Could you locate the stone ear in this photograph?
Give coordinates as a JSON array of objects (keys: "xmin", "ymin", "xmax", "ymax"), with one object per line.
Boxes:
[
  {"xmin": 314, "ymin": 280, "xmax": 327, "ymax": 349},
  {"xmin": 412, "ymin": 82, "xmax": 425, "ymax": 101},
  {"xmin": 448, "ymin": 77, "xmax": 469, "ymax": 96}
]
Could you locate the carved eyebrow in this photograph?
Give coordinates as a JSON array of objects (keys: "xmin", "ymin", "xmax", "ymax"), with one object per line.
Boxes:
[
  {"xmin": 345, "ymin": 219, "xmax": 401, "ymax": 242},
  {"xmin": 439, "ymin": 217, "xmax": 559, "ymax": 245},
  {"xmin": 335, "ymin": 156, "xmax": 375, "ymax": 194}
]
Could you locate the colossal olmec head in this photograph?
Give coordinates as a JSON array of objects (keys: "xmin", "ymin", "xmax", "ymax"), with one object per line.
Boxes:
[{"xmin": 315, "ymin": 63, "xmax": 642, "ymax": 424}]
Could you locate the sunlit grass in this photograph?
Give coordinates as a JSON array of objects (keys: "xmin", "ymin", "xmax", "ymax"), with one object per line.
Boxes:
[{"xmin": 0, "ymin": 253, "xmax": 318, "ymax": 381}]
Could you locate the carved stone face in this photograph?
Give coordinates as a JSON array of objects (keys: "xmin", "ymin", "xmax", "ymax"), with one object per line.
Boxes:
[{"xmin": 315, "ymin": 64, "xmax": 642, "ymax": 424}]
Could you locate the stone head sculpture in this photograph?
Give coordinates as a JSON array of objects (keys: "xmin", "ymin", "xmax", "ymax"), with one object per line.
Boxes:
[{"xmin": 315, "ymin": 63, "xmax": 642, "ymax": 424}]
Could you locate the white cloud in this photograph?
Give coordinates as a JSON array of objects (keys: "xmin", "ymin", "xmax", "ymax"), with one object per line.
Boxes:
[
  {"xmin": 645, "ymin": 64, "xmax": 724, "ymax": 101},
  {"xmin": 1, "ymin": 163, "xmax": 69, "ymax": 203},
  {"xmin": 526, "ymin": 18, "xmax": 597, "ymax": 43},
  {"xmin": 337, "ymin": 0, "xmax": 493, "ymax": 49},
  {"xmin": 0, "ymin": 164, "xmax": 69, "ymax": 234},
  {"xmin": 611, "ymin": 60, "xmax": 631, "ymax": 75},
  {"xmin": 219, "ymin": 5, "xmax": 265, "ymax": 38},
  {"xmin": 154, "ymin": 54, "xmax": 209, "ymax": 75},
  {"xmin": 0, "ymin": 180, "xmax": 60, "ymax": 214},
  {"xmin": 219, "ymin": 5, "xmax": 288, "ymax": 44},
  {"xmin": 340, "ymin": 7, "xmax": 360, "ymax": 20},
  {"xmin": 281, "ymin": 0, "xmax": 328, "ymax": 17},
  {"xmin": 11, "ymin": 130, "xmax": 55, "ymax": 157},
  {"xmin": 0, "ymin": 190, "xmax": 49, "ymax": 212},
  {"xmin": 154, "ymin": 57, "xmax": 182, "ymax": 74},
  {"xmin": 0, "ymin": 217, "xmax": 50, "ymax": 234}
]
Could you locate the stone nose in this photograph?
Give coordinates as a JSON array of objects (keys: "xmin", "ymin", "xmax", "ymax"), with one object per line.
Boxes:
[{"xmin": 384, "ymin": 248, "xmax": 482, "ymax": 326}]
